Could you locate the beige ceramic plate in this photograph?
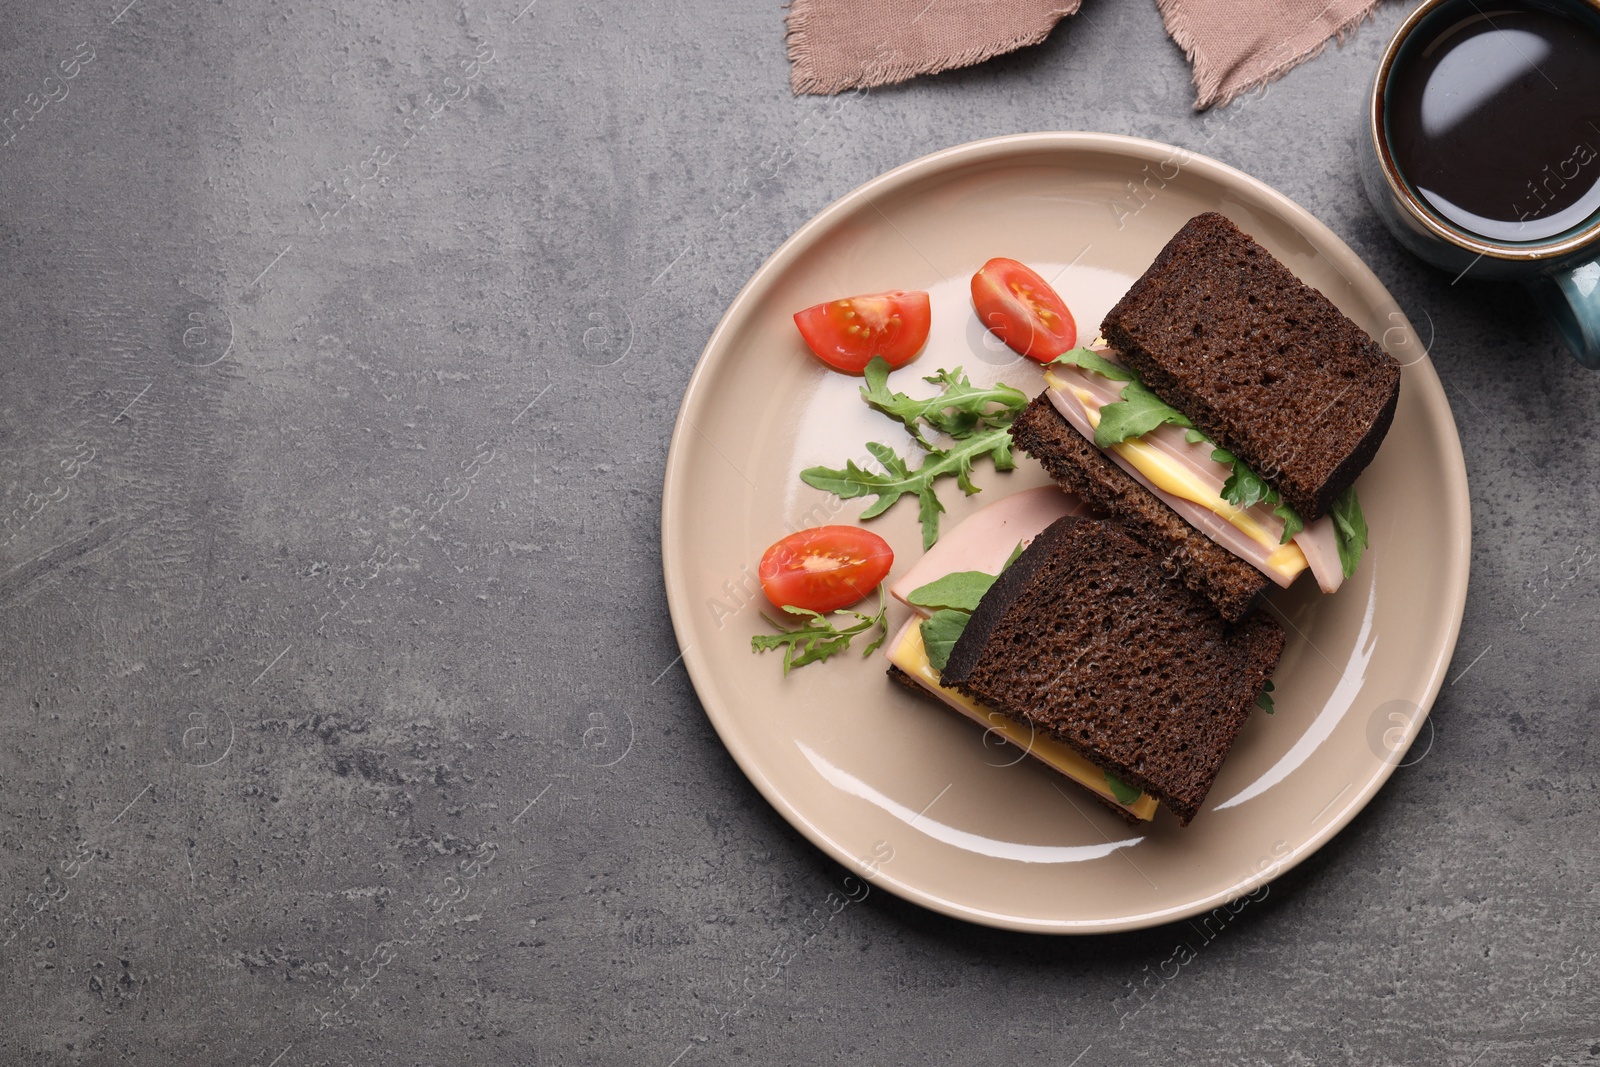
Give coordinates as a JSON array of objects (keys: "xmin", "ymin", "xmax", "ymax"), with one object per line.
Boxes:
[{"xmin": 661, "ymin": 133, "xmax": 1470, "ymax": 934}]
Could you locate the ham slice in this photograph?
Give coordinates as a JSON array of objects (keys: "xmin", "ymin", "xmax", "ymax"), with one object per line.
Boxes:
[
  {"xmin": 1294, "ymin": 519, "xmax": 1345, "ymax": 594},
  {"xmin": 888, "ymin": 486, "xmax": 1088, "ymax": 613}
]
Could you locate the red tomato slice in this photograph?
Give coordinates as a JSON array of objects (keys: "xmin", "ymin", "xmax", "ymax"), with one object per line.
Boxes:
[
  {"xmin": 971, "ymin": 258, "xmax": 1077, "ymax": 361},
  {"xmin": 793, "ymin": 290, "xmax": 931, "ymax": 374},
  {"xmin": 759, "ymin": 526, "xmax": 894, "ymax": 614}
]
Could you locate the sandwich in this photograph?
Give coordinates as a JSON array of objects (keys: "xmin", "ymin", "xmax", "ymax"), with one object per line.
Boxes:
[
  {"xmin": 1015, "ymin": 211, "xmax": 1401, "ymax": 621},
  {"xmin": 884, "ymin": 508, "xmax": 1284, "ymax": 824},
  {"xmin": 878, "ymin": 214, "xmax": 1391, "ymax": 823}
]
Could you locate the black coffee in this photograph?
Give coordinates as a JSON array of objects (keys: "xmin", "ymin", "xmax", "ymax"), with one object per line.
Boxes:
[{"xmin": 1386, "ymin": 0, "xmax": 1600, "ymax": 243}]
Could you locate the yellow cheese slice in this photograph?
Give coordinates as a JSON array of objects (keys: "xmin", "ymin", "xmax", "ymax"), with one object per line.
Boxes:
[
  {"xmin": 1043, "ymin": 369, "xmax": 1308, "ymax": 583},
  {"xmin": 887, "ymin": 621, "xmax": 1159, "ymax": 821}
]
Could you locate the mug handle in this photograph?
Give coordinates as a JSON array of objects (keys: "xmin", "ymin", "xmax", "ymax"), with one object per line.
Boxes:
[{"xmin": 1530, "ymin": 260, "xmax": 1600, "ymax": 369}]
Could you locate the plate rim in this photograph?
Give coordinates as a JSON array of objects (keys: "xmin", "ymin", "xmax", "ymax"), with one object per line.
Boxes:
[{"xmin": 660, "ymin": 131, "xmax": 1471, "ymax": 934}]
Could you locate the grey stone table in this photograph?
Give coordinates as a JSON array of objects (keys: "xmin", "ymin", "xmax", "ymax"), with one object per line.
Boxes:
[{"xmin": 1, "ymin": 1, "xmax": 1595, "ymax": 1064}]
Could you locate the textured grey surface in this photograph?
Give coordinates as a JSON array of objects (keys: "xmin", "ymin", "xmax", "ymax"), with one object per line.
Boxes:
[{"xmin": 1, "ymin": 0, "xmax": 1597, "ymax": 1064}]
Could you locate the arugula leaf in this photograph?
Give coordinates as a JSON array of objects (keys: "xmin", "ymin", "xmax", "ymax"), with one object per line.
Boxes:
[
  {"xmin": 1185, "ymin": 428, "xmax": 1211, "ymax": 445},
  {"xmin": 919, "ymin": 609, "xmax": 971, "ymax": 672},
  {"xmin": 1001, "ymin": 539, "xmax": 1026, "ymax": 572},
  {"xmin": 1094, "ymin": 380, "xmax": 1193, "ymax": 447},
  {"xmin": 1211, "ymin": 447, "xmax": 1305, "ymax": 544},
  {"xmin": 807, "ymin": 362, "xmax": 1027, "ymax": 549},
  {"xmin": 1329, "ymin": 486, "xmax": 1368, "ymax": 579},
  {"xmin": 1255, "ymin": 679, "xmax": 1276, "ymax": 715},
  {"xmin": 907, "ymin": 571, "xmax": 996, "ymax": 613},
  {"xmin": 913, "ymin": 553, "xmax": 1021, "ymax": 669},
  {"xmin": 800, "ymin": 426, "xmax": 1017, "ymax": 550},
  {"xmin": 1215, "ymin": 449, "xmax": 1274, "ymax": 510},
  {"xmin": 1273, "ymin": 503, "xmax": 1304, "ymax": 543},
  {"xmin": 798, "ymin": 443, "xmax": 913, "ymax": 519},
  {"xmin": 1050, "ymin": 347, "xmax": 1133, "ymax": 382},
  {"xmin": 751, "ymin": 589, "xmax": 888, "ymax": 675},
  {"xmin": 859, "ymin": 357, "xmax": 1027, "ymax": 449},
  {"xmin": 1104, "ymin": 771, "xmax": 1143, "ymax": 804}
]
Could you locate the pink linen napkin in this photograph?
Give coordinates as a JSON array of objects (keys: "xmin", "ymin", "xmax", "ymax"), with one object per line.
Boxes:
[
  {"xmin": 786, "ymin": 0, "xmax": 1084, "ymax": 96},
  {"xmin": 786, "ymin": 0, "xmax": 1385, "ymax": 109}
]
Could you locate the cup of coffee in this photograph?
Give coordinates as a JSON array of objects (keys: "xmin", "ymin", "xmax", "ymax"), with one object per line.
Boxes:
[{"xmin": 1361, "ymin": 0, "xmax": 1600, "ymax": 367}]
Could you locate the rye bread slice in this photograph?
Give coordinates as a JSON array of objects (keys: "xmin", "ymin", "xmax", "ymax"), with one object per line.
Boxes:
[
  {"xmin": 941, "ymin": 516, "xmax": 1285, "ymax": 826},
  {"xmin": 1101, "ymin": 211, "xmax": 1401, "ymax": 520},
  {"xmin": 1010, "ymin": 394, "xmax": 1269, "ymax": 622}
]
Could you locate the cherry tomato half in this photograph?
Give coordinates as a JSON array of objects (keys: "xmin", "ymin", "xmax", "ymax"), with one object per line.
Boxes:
[
  {"xmin": 971, "ymin": 258, "xmax": 1077, "ymax": 361},
  {"xmin": 793, "ymin": 290, "xmax": 932, "ymax": 374},
  {"xmin": 758, "ymin": 526, "xmax": 894, "ymax": 614}
]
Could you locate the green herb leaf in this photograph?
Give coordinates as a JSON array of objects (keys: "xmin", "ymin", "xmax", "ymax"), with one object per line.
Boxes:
[
  {"xmin": 1000, "ymin": 539, "xmax": 1026, "ymax": 572},
  {"xmin": 1093, "ymin": 380, "xmax": 1193, "ymax": 448},
  {"xmin": 919, "ymin": 609, "xmax": 971, "ymax": 672},
  {"xmin": 1273, "ymin": 502, "xmax": 1304, "ymax": 544},
  {"xmin": 796, "ymin": 441, "xmax": 912, "ymax": 520},
  {"xmin": 1104, "ymin": 771, "xmax": 1143, "ymax": 805},
  {"xmin": 1049, "ymin": 347, "xmax": 1133, "ymax": 381},
  {"xmin": 859, "ymin": 358, "xmax": 1027, "ymax": 449},
  {"xmin": 1208, "ymin": 448, "xmax": 1306, "ymax": 544},
  {"xmin": 1329, "ymin": 486, "xmax": 1368, "ymax": 580},
  {"xmin": 1216, "ymin": 451, "xmax": 1274, "ymax": 510},
  {"xmin": 750, "ymin": 588, "xmax": 888, "ymax": 675},
  {"xmin": 907, "ymin": 571, "xmax": 996, "ymax": 613},
  {"xmin": 1254, "ymin": 679, "xmax": 1276, "ymax": 715},
  {"xmin": 1184, "ymin": 428, "xmax": 1210, "ymax": 445},
  {"xmin": 800, "ymin": 425, "xmax": 1017, "ymax": 550},
  {"xmin": 808, "ymin": 362, "xmax": 1026, "ymax": 549}
]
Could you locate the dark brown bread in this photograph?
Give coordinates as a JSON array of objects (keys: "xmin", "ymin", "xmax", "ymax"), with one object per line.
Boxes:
[
  {"xmin": 1101, "ymin": 212, "xmax": 1401, "ymax": 520},
  {"xmin": 941, "ymin": 517, "xmax": 1284, "ymax": 826},
  {"xmin": 1010, "ymin": 394, "xmax": 1268, "ymax": 622},
  {"xmin": 940, "ymin": 515, "xmax": 1084, "ymax": 684}
]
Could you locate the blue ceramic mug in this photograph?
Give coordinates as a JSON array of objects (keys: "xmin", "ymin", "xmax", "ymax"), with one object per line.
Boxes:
[{"xmin": 1361, "ymin": 0, "xmax": 1600, "ymax": 367}]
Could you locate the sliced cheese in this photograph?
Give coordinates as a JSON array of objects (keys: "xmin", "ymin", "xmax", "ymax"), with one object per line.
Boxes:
[
  {"xmin": 1045, "ymin": 369, "xmax": 1309, "ymax": 584},
  {"xmin": 886, "ymin": 619, "xmax": 1159, "ymax": 821}
]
